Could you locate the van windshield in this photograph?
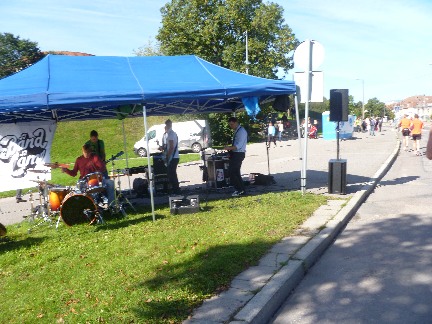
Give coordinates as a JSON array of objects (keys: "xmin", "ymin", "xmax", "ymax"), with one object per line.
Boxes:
[{"xmin": 147, "ymin": 130, "xmax": 156, "ymax": 140}]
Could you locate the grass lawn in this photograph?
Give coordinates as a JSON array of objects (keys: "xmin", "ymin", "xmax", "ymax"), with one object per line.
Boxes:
[{"xmin": 0, "ymin": 191, "xmax": 328, "ymax": 323}]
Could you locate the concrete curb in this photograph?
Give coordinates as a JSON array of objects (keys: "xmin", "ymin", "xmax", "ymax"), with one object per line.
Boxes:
[{"xmin": 229, "ymin": 138, "xmax": 401, "ymax": 323}]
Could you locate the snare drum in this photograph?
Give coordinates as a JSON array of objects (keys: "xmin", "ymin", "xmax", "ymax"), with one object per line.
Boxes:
[
  {"xmin": 83, "ymin": 172, "xmax": 105, "ymax": 194},
  {"xmin": 60, "ymin": 192, "xmax": 97, "ymax": 226},
  {"xmin": 49, "ymin": 187, "xmax": 71, "ymax": 211}
]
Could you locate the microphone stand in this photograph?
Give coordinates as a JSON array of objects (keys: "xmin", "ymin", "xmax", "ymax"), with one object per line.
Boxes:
[{"xmin": 108, "ymin": 153, "xmax": 136, "ymax": 217}]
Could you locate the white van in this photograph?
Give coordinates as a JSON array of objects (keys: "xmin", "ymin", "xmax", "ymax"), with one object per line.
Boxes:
[{"xmin": 133, "ymin": 120, "xmax": 212, "ymax": 157}]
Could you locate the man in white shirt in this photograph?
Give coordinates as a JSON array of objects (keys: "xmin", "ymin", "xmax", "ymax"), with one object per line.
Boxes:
[
  {"xmin": 164, "ymin": 119, "xmax": 180, "ymax": 194},
  {"xmin": 224, "ymin": 117, "xmax": 248, "ymax": 197}
]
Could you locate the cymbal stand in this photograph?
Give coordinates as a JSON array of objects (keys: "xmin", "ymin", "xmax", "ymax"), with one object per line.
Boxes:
[
  {"xmin": 108, "ymin": 156, "xmax": 136, "ymax": 217},
  {"xmin": 28, "ymin": 180, "xmax": 52, "ymax": 233}
]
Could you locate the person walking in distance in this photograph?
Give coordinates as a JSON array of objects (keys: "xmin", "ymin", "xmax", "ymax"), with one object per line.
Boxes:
[
  {"xmin": 410, "ymin": 114, "xmax": 424, "ymax": 156},
  {"xmin": 398, "ymin": 114, "xmax": 411, "ymax": 151},
  {"xmin": 369, "ymin": 117, "xmax": 376, "ymax": 136},
  {"xmin": 224, "ymin": 117, "xmax": 248, "ymax": 197},
  {"xmin": 277, "ymin": 121, "xmax": 284, "ymax": 142},
  {"xmin": 267, "ymin": 122, "xmax": 277, "ymax": 147}
]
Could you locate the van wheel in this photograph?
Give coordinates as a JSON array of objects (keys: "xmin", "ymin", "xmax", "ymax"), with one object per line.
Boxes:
[
  {"xmin": 191, "ymin": 143, "xmax": 202, "ymax": 153},
  {"xmin": 137, "ymin": 148, "xmax": 147, "ymax": 157}
]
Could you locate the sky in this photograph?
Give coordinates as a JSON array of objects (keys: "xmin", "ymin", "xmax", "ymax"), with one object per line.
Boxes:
[{"xmin": 1, "ymin": 0, "xmax": 431, "ymax": 104}]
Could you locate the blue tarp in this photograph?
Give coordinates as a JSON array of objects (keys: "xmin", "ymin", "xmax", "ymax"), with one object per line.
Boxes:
[{"xmin": 0, "ymin": 54, "xmax": 296, "ymax": 123}]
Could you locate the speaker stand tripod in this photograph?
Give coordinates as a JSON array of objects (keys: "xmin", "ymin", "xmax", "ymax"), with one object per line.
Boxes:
[{"xmin": 108, "ymin": 156, "xmax": 136, "ymax": 217}]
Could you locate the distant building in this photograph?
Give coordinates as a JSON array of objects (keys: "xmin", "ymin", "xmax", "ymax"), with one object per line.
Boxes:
[
  {"xmin": 386, "ymin": 95, "xmax": 432, "ymax": 121},
  {"xmin": 43, "ymin": 51, "xmax": 94, "ymax": 56}
]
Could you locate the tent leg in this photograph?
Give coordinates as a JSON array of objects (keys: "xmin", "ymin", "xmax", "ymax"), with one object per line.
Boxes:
[
  {"xmin": 122, "ymin": 119, "xmax": 132, "ymax": 194},
  {"xmin": 143, "ymin": 106, "xmax": 155, "ymax": 221}
]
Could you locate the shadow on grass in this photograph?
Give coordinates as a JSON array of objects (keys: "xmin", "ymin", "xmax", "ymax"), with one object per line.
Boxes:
[
  {"xmin": 96, "ymin": 212, "xmax": 167, "ymax": 231},
  {"xmin": 131, "ymin": 239, "xmax": 273, "ymax": 321},
  {"xmin": 0, "ymin": 235, "xmax": 46, "ymax": 253}
]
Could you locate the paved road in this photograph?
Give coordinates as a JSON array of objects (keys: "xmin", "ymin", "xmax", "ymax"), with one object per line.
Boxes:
[{"xmin": 270, "ymin": 129, "xmax": 432, "ymax": 323}]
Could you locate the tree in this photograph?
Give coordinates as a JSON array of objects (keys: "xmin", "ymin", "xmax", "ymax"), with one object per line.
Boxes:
[
  {"xmin": 0, "ymin": 33, "xmax": 44, "ymax": 79},
  {"xmin": 154, "ymin": 0, "xmax": 299, "ymax": 144},
  {"xmin": 364, "ymin": 97, "xmax": 386, "ymax": 118},
  {"xmin": 156, "ymin": 0, "xmax": 299, "ymax": 79},
  {"xmin": 134, "ymin": 38, "xmax": 163, "ymax": 57},
  {"xmin": 348, "ymin": 95, "xmax": 363, "ymax": 118}
]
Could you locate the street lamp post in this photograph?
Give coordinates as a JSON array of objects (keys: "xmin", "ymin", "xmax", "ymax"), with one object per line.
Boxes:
[
  {"xmin": 244, "ymin": 31, "xmax": 250, "ymax": 74},
  {"xmin": 356, "ymin": 78, "xmax": 365, "ymax": 119}
]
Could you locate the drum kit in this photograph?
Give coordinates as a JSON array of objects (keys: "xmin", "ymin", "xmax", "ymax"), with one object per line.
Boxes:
[
  {"xmin": 25, "ymin": 170, "xmax": 105, "ymax": 233},
  {"xmin": 25, "ymin": 152, "xmax": 133, "ymax": 233}
]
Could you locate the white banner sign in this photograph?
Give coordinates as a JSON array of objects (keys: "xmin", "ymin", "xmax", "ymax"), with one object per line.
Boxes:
[{"xmin": 0, "ymin": 121, "xmax": 57, "ymax": 192}]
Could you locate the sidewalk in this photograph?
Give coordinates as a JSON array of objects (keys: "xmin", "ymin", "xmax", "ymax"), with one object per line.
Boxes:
[
  {"xmin": 270, "ymin": 127, "xmax": 432, "ymax": 323},
  {"xmin": 183, "ymin": 126, "xmax": 400, "ymax": 323}
]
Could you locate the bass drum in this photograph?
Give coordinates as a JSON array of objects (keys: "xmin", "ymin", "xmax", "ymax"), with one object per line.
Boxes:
[{"xmin": 60, "ymin": 192, "xmax": 96, "ymax": 226}]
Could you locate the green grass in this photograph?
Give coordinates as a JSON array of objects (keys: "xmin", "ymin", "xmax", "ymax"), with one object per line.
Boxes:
[{"xmin": 0, "ymin": 191, "xmax": 327, "ymax": 323}]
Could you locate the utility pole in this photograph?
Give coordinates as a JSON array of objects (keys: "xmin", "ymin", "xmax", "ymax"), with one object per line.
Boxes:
[{"xmin": 244, "ymin": 31, "xmax": 250, "ymax": 74}]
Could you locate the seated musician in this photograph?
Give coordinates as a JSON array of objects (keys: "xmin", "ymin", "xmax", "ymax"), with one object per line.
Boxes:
[{"xmin": 61, "ymin": 143, "xmax": 114, "ymax": 205}]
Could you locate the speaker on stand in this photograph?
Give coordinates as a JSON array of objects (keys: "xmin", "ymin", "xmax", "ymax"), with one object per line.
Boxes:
[
  {"xmin": 328, "ymin": 89, "xmax": 349, "ymax": 194},
  {"xmin": 329, "ymin": 89, "xmax": 349, "ymax": 122}
]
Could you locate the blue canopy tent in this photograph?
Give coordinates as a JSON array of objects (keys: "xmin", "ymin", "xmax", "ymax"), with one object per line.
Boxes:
[
  {"xmin": 0, "ymin": 54, "xmax": 296, "ymax": 219},
  {"xmin": 0, "ymin": 54, "xmax": 296, "ymax": 122}
]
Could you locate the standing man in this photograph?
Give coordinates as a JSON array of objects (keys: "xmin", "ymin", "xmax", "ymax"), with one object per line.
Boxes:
[
  {"xmin": 86, "ymin": 130, "xmax": 106, "ymax": 162},
  {"xmin": 16, "ymin": 189, "xmax": 26, "ymax": 203},
  {"xmin": 369, "ymin": 117, "xmax": 376, "ymax": 136},
  {"xmin": 267, "ymin": 122, "xmax": 277, "ymax": 147},
  {"xmin": 410, "ymin": 114, "xmax": 424, "ymax": 156},
  {"xmin": 86, "ymin": 130, "xmax": 108, "ymax": 178},
  {"xmin": 277, "ymin": 121, "xmax": 284, "ymax": 142},
  {"xmin": 164, "ymin": 119, "xmax": 180, "ymax": 194},
  {"xmin": 398, "ymin": 114, "xmax": 411, "ymax": 151},
  {"xmin": 224, "ymin": 117, "xmax": 248, "ymax": 197}
]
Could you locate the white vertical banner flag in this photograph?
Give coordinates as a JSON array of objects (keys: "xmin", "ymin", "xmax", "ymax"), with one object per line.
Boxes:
[{"xmin": 0, "ymin": 121, "xmax": 57, "ymax": 192}]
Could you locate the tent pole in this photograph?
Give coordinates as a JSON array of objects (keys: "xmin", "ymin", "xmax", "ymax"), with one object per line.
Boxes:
[
  {"xmin": 143, "ymin": 106, "xmax": 155, "ymax": 221},
  {"xmin": 294, "ymin": 92, "xmax": 304, "ymax": 193},
  {"xmin": 122, "ymin": 119, "xmax": 132, "ymax": 194},
  {"xmin": 301, "ymin": 39, "xmax": 313, "ymax": 195}
]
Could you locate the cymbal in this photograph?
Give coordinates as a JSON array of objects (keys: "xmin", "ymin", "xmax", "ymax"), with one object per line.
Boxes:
[
  {"xmin": 28, "ymin": 169, "xmax": 49, "ymax": 173},
  {"xmin": 109, "ymin": 173, "xmax": 127, "ymax": 178},
  {"xmin": 30, "ymin": 179, "xmax": 54, "ymax": 186}
]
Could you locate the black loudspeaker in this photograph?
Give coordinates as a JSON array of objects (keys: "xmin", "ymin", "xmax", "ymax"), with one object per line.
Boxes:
[
  {"xmin": 328, "ymin": 159, "xmax": 347, "ymax": 194},
  {"xmin": 329, "ymin": 89, "xmax": 349, "ymax": 121},
  {"xmin": 273, "ymin": 95, "xmax": 290, "ymax": 112}
]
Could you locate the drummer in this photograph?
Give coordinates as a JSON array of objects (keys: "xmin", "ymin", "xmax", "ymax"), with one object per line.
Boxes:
[{"xmin": 61, "ymin": 143, "xmax": 114, "ymax": 205}]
